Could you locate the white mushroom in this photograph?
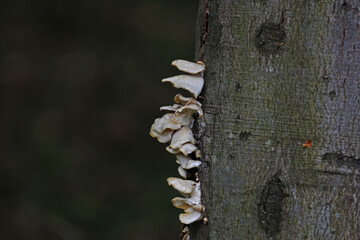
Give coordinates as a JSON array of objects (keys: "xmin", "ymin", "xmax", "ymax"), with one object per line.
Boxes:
[
  {"xmin": 174, "ymin": 94, "xmax": 195, "ymax": 105},
  {"xmin": 178, "ymin": 143, "xmax": 198, "ymax": 156},
  {"xmin": 176, "ymin": 103, "xmax": 203, "ymax": 118},
  {"xmin": 171, "ymin": 195, "xmax": 204, "ymax": 212},
  {"xmin": 195, "ymin": 149, "xmax": 202, "ymax": 159},
  {"xmin": 182, "ymin": 226, "xmax": 189, "ymax": 234},
  {"xmin": 182, "ymin": 226, "xmax": 190, "ymax": 240},
  {"xmin": 149, "ymin": 128, "xmax": 173, "ymax": 143},
  {"xmin": 171, "ymin": 183, "xmax": 203, "ymax": 211},
  {"xmin": 171, "ymin": 59, "xmax": 205, "ymax": 74},
  {"xmin": 160, "ymin": 104, "xmax": 182, "ymax": 112},
  {"xmin": 166, "ymin": 146, "xmax": 180, "ymax": 154},
  {"xmin": 149, "ymin": 59, "xmax": 206, "ymax": 228},
  {"xmin": 167, "ymin": 177, "xmax": 196, "ymax": 195},
  {"xmin": 161, "ymin": 102, "xmax": 203, "ymax": 118},
  {"xmin": 170, "ymin": 126, "xmax": 196, "ymax": 149},
  {"xmin": 176, "ymin": 154, "xmax": 202, "ymax": 169},
  {"xmin": 150, "ymin": 113, "xmax": 193, "ymax": 135},
  {"xmin": 162, "ymin": 75, "xmax": 204, "ymax": 98},
  {"xmin": 178, "ymin": 166, "xmax": 187, "ymax": 179},
  {"xmin": 185, "ymin": 98, "xmax": 202, "ymax": 107},
  {"xmin": 179, "ymin": 207, "xmax": 203, "ymax": 225}
]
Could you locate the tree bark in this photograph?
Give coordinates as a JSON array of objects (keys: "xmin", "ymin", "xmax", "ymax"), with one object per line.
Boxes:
[{"xmin": 193, "ymin": 0, "xmax": 360, "ymax": 239}]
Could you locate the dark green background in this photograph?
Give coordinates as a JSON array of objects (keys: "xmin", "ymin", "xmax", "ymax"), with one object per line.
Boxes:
[{"xmin": 0, "ymin": 0, "xmax": 198, "ymax": 239}]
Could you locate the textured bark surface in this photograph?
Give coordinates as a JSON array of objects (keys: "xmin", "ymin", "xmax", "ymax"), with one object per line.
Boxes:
[{"xmin": 192, "ymin": 0, "xmax": 360, "ymax": 239}]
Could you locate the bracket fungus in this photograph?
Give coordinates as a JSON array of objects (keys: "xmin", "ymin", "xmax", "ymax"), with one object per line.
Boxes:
[
  {"xmin": 181, "ymin": 226, "xmax": 190, "ymax": 240},
  {"xmin": 171, "ymin": 59, "xmax": 205, "ymax": 74},
  {"xmin": 176, "ymin": 154, "xmax": 202, "ymax": 169},
  {"xmin": 167, "ymin": 177, "xmax": 196, "ymax": 195},
  {"xmin": 149, "ymin": 59, "xmax": 206, "ymax": 235},
  {"xmin": 170, "ymin": 126, "xmax": 196, "ymax": 150},
  {"xmin": 177, "ymin": 143, "xmax": 198, "ymax": 157},
  {"xmin": 174, "ymin": 94, "xmax": 196, "ymax": 105},
  {"xmin": 180, "ymin": 207, "xmax": 204, "ymax": 225},
  {"xmin": 162, "ymin": 75, "xmax": 204, "ymax": 98},
  {"xmin": 178, "ymin": 166, "xmax": 188, "ymax": 179}
]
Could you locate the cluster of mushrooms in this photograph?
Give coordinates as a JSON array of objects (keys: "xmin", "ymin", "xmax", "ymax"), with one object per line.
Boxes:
[{"xmin": 150, "ymin": 60, "xmax": 206, "ymax": 238}]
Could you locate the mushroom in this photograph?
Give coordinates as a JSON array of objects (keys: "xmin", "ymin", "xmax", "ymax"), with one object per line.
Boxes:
[
  {"xmin": 167, "ymin": 177, "xmax": 196, "ymax": 195},
  {"xmin": 179, "ymin": 207, "xmax": 203, "ymax": 225},
  {"xmin": 166, "ymin": 146, "xmax": 180, "ymax": 154},
  {"xmin": 159, "ymin": 104, "xmax": 182, "ymax": 112},
  {"xmin": 178, "ymin": 166, "xmax": 187, "ymax": 179},
  {"xmin": 176, "ymin": 154, "xmax": 202, "ymax": 169},
  {"xmin": 150, "ymin": 113, "xmax": 193, "ymax": 135},
  {"xmin": 171, "ymin": 195, "xmax": 204, "ymax": 212},
  {"xmin": 149, "ymin": 128, "xmax": 173, "ymax": 143},
  {"xmin": 176, "ymin": 103, "xmax": 203, "ymax": 118},
  {"xmin": 195, "ymin": 149, "xmax": 202, "ymax": 159},
  {"xmin": 171, "ymin": 183, "xmax": 204, "ymax": 224},
  {"xmin": 171, "ymin": 183, "xmax": 203, "ymax": 210},
  {"xmin": 162, "ymin": 75, "xmax": 204, "ymax": 98},
  {"xmin": 170, "ymin": 126, "xmax": 196, "ymax": 150},
  {"xmin": 149, "ymin": 59, "xmax": 206, "ymax": 228},
  {"xmin": 181, "ymin": 226, "xmax": 190, "ymax": 240},
  {"xmin": 171, "ymin": 59, "xmax": 205, "ymax": 74},
  {"xmin": 174, "ymin": 94, "xmax": 195, "ymax": 105},
  {"xmin": 161, "ymin": 102, "xmax": 203, "ymax": 118},
  {"xmin": 178, "ymin": 143, "xmax": 198, "ymax": 156}
]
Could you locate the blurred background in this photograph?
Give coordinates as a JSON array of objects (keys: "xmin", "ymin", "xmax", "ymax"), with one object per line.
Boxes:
[{"xmin": 0, "ymin": 0, "xmax": 198, "ymax": 239}]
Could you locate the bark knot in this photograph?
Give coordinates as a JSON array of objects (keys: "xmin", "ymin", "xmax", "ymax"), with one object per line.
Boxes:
[
  {"xmin": 255, "ymin": 22, "xmax": 286, "ymax": 55},
  {"xmin": 258, "ymin": 171, "xmax": 288, "ymax": 237},
  {"xmin": 322, "ymin": 152, "xmax": 360, "ymax": 168},
  {"xmin": 239, "ymin": 131, "xmax": 251, "ymax": 142}
]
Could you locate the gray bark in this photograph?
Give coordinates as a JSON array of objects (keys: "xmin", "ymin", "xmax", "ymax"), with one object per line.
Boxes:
[{"xmin": 192, "ymin": 0, "xmax": 360, "ymax": 239}]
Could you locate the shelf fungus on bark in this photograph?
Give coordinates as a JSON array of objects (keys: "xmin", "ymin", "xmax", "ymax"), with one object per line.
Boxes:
[
  {"xmin": 181, "ymin": 226, "xmax": 190, "ymax": 240},
  {"xmin": 176, "ymin": 154, "xmax": 202, "ymax": 169},
  {"xmin": 170, "ymin": 182, "xmax": 205, "ymax": 224},
  {"xmin": 167, "ymin": 177, "xmax": 196, "ymax": 195},
  {"xmin": 170, "ymin": 126, "xmax": 196, "ymax": 150},
  {"xmin": 177, "ymin": 143, "xmax": 198, "ymax": 157},
  {"xmin": 171, "ymin": 59, "xmax": 205, "ymax": 74},
  {"xmin": 160, "ymin": 100, "xmax": 203, "ymax": 118},
  {"xmin": 149, "ymin": 59, "xmax": 206, "ymax": 234},
  {"xmin": 162, "ymin": 75, "xmax": 204, "ymax": 98},
  {"xmin": 174, "ymin": 94, "xmax": 196, "ymax": 105}
]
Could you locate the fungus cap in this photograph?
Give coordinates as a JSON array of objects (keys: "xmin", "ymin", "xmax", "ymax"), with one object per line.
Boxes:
[
  {"xmin": 170, "ymin": 126, "xmax": 196, "ymax": 149},
  {"xmin": 166, "ymin": 146, "xmax": 179, "ymax": 155},
  {"xmin": 167, "ymin": 177, "xmax": 196, "ymax": 195},
  {"xmin": 149, "ymin": 128, "xmax": 173, "ymax": 143},
  {"xmin": 161, "ymin": 102, "xmax": 203, "ymax": 118},
  {"xmin": 179, "ymin": 207, "xmax": 203, "ymax": 224},
  {"xmin": 182, "ymin": 226, "xmax": 189, "ymax": 234},
  {"xmin": 176, "ymin": 154, "xmax": 202, "ymax": 169},
  {"xmin": 162, "ymin": 75, "xmax": 204, "ymax": 98},
  {"xmin": 151, "ymin": 113, "xmax": 193, "ymax": 135},
  {"xmin": 171, "ymin": 182, "xmax": 203, "ymax": 211},
  {"xmin": 178, "ymin": 103, "xmax": 203, "ymax": 118},
  {"xmin": 174, "ymin": 94, "xmax": 195, "ymax": 105},
  {"xmin": 178, "ymin": 143, "xmax": 198, "ymax": 156},
  {"xmin": 160, "ymin": 104, "xmax": 182, "ymax": 112},
  {"xmin": 195, "ymin": 149, "xmax": 202, "ymax": 158},
  {"xmin": 171, "ymin": 59, "xmax": 205, "ymax": 74},
  {"xmin": 171, "ymin": 197, "xmax": 204, "ymax": 212},
  {"xmin": 178, "ymin": 166, "xmax": 187, "ymax": 179}
]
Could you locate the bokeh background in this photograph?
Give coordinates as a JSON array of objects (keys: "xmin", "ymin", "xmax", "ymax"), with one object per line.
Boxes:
[{"xmin": 0, "ymin": 0, "xmax": 199, "ymax": 239}]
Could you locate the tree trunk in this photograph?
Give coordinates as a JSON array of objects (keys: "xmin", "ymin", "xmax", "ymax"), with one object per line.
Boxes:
[{"xmin": 192, "ymin": 0, "xmax": 360, "ymax": 239}]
